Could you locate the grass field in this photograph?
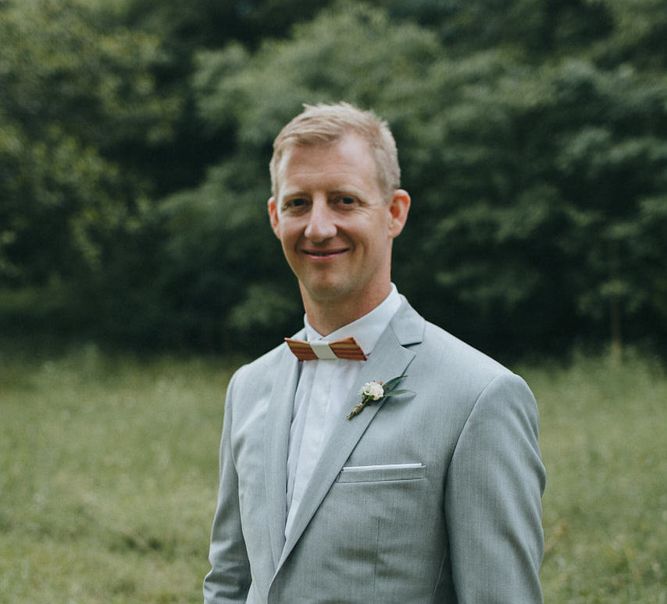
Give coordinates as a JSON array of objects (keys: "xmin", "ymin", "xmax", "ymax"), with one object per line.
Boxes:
[{"xmin": 1, "ymin": 341, "xmax": 665, "ymax": 603}]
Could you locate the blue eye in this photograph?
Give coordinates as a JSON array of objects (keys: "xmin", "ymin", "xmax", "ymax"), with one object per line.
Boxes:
[
  {"xmin": 337, "ymin": 195, "xmax": 357, "ymax": 206},
  {"xmin": 283, "ymin": 197, "xmax": 308, "ymax": 211}
]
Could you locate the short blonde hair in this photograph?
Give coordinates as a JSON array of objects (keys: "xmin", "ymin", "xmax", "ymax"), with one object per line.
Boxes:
[{"xmin": 269, "ymin": 102, "xmax": 400, "ymax": 199}]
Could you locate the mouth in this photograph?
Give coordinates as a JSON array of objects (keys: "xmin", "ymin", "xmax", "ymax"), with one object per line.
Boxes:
[{"xmin": 302, "ymin": 248, "xmax": 349, "ymax": 258}]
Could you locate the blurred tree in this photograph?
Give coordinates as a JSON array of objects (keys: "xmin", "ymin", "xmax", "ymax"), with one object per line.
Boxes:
[
  {"xmin": 595, "ymin": 0, "xmax": 667, "ymax": 69},
  {"xmin": 116, "ymin": 0, "xmax": 333, "ymax": 50},
  {"xmin": 410, "ymin": 57, "xmax": 667, "ymax": 356},
  {"xmin": 157, "ymin": 3, "xmax": 443, "ymax": 350},
  {"xmin": 171, "ymin": 0, "xmax": 667, "ymax": 356},
  {"xmin": 548, "ymin": 61, "xmax": 667, "ymax": 355},
  {"xmin": 2, "ymin": 0, "xmax": 665, "ymax": 356},
  {"xmin": 0, "ymin": 0, "xmax": 178, "ymax": 288}
]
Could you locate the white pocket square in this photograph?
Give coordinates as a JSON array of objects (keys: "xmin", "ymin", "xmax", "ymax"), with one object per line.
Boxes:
[
  {"xmin": 337, "ymin": 463, "xmax": 426, "ymax": 483},
  {"xmin": 341, "ymin": 463, "xmax": 424, "ymax": 472}
]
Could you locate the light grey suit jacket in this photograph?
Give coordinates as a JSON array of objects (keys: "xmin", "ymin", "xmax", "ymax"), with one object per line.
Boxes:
[{"xmin": 204, "ymin": 300, "xmax": 545, "ymax": 603}]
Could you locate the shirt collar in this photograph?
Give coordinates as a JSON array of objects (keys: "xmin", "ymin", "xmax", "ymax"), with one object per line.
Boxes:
[{"xmin": 303, "ymin": 284, "xmax": 402, "ymax": 357}]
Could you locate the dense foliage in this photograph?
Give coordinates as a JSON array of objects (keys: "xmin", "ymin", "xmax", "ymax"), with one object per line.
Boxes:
[{"xmin": 1, "ymin": 0, "xmax": 666, "ymax": 357}]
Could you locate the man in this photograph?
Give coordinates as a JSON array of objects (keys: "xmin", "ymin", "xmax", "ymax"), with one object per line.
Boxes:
[{"xmin": 204, "ymin": 102, "xmax": 545, "ymax": 603}]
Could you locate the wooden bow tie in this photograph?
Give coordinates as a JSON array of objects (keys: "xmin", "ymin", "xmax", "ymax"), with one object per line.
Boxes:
[{"xmin": 284, "ymin": 337, "xmax": 367, "ymax": 361}]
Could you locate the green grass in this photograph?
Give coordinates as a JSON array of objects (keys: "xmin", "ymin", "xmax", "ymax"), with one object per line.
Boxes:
[
  {"xmin": 524, "ymin": 353, "xmax": 667, "ymax": 603},
  {"xmin": 1, "ymin": 342, "xmax": 665, "ymax": 602},
  {"xmin": 0, "ymin": 342, "xmax": 233, "ymax": 603}
]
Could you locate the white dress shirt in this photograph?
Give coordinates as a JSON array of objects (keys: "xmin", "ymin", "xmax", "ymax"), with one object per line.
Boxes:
[{"xmin": 284, "ymin": 285, "xmax": 403, "ymax": 538}]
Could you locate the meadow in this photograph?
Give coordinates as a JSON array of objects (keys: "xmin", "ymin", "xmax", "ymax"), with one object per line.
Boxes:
[{"xmin": 1, "ymin": 340, "xmax": 665, "ymax": 603}]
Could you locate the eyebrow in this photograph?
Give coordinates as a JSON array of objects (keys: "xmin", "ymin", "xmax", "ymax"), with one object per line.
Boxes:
[
  {"xmin": 281, "ymin": 186, "xmax": 362, "ymax": 199},
  {"xmin": 281, "ymin": 190, "xmax": 309, "ymax": 198}
]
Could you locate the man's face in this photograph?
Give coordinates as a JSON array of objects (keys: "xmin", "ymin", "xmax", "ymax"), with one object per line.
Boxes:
[{"xmin": 268, "ymin": 133, "xmax": 410, "ymax": 314}]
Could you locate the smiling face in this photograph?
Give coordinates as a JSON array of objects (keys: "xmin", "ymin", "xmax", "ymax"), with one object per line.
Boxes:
[{"xmin": 268, "ymin": 133, "xmax": 410, "ymax": 328}]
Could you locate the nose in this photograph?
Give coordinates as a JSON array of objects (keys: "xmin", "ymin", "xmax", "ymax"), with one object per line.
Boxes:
[{"xmin": 304, "ymin": 198, "xmax": 337, "ymax": 242}]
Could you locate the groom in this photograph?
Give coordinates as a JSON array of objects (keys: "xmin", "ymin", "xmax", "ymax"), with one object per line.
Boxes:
[{"xmin": 204, "ymin": 102, "xmax": 545, "ymax": 603}]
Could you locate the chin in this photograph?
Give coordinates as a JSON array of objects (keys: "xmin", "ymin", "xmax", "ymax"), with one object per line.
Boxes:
[{"xmin": 303, "ymin": 281, "xmax": 350, "ymax": 303}]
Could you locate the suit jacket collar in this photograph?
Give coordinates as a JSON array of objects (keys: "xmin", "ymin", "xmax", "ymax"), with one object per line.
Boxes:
[
  {"xmin": 266, "ymin": 299, "xmax": 425, "ymax": 576},
  {"xmin": 263, "ymin": 348, "xmax": 299, "ymax": 569}
]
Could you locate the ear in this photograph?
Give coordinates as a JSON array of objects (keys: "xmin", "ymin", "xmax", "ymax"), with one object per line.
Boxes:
[
  {"xmin": 267, "ymin": 196, "xmax": 281, "ymax": 239},
  {"xmin": 387, "ymin": 189, "xmax": 411, "ymax": 238}
]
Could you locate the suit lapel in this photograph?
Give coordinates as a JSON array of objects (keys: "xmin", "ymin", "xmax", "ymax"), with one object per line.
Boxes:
[
  {"xmin": 264, "ymin": 343, "xmax": 301, "ymax": 570},
  {"xmin": 276, "ymin": 313, "xmax": 419, "ymax": 570}
]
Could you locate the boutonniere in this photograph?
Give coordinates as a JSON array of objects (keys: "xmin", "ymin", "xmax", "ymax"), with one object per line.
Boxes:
[{"xmin": 347, "ymin": 375, "xmax": 409, "ymax": 420}]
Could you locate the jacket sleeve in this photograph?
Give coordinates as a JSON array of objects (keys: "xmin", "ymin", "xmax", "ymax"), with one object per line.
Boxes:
[
  {"xmin": 445, "ymin": 372, "xmax": 546, "ymax": 603},
  {"xmin": 204, "ymin": 369, "xmax": 252, "ymax": 603}
]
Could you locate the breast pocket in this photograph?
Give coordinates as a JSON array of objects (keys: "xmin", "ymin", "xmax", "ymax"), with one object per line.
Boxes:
[
  {"xmin": 336, "ymin": 462, "xmax": 426, "ymax": 483},
  {"xmin": 324, "ymin": 460, "xmax": 436, "ymax": 598}
]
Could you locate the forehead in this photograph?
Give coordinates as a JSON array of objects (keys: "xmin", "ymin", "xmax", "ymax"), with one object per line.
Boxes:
[{"xmin": 276, "ymin": 134, "xmax": 380, "ymax": 196}]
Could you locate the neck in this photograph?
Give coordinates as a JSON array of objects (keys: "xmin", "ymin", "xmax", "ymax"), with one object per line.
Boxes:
[{"xmin": 301, "ymin": 283, "xmax": 392, "ymax": 336}]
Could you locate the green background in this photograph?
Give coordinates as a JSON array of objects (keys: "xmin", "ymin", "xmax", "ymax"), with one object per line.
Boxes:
[
  {"xmin": 2, "ymin": 0, "xmax": 666, "ymax": 358},
  {"xmin": 1, "ymin": 1, "xmax": 666, "ymax": 601}
]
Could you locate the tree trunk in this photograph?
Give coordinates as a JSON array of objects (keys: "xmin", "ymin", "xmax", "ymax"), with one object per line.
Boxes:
[{"xmin": 610, "ymin": 297, "xmax": 622, "ymax": 365}]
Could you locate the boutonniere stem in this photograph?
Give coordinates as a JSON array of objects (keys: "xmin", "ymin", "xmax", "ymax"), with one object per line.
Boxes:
[{"xmin": 347, "ymin": 374, "xmax": 409, "ymax": 420}]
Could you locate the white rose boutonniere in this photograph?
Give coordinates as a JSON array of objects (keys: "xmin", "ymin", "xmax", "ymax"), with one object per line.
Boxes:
[
  {"xmin": 347, "ymin": 374, "xmax": 409, "ymax": 420},
  {"xmin": 362, "ymin": 381, "xmax": 384, "ymax": 400}
]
